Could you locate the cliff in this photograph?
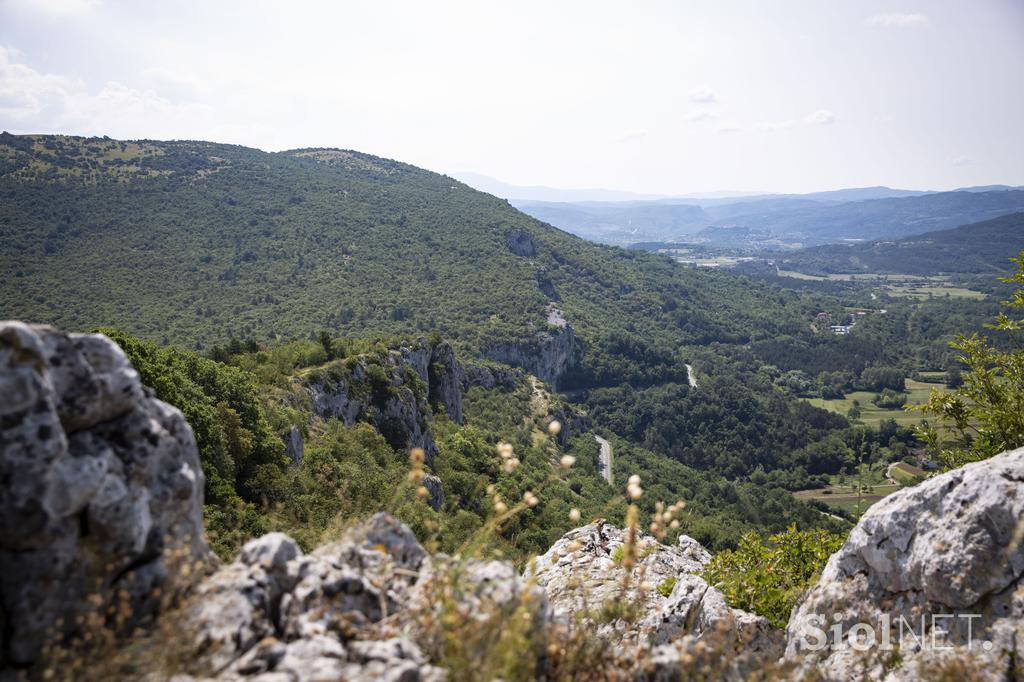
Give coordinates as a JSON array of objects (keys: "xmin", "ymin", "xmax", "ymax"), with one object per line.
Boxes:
[
  {"xmin": 482, "ymin": 306, "xmax": 583, "ymax": 390},
  {"xmin": 301, "ymin": 338, "xmax": 519, "ymax": 467}
]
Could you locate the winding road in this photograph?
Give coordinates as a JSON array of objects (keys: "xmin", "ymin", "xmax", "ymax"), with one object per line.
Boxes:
[{"xmin": 594, "ymin": 435, "xmax": 613, "ymax": 484}]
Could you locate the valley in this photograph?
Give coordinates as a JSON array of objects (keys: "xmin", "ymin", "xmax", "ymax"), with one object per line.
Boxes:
[{"xmin": 0, "ymin": 134, "xmax": 1010, "ymax": 548}]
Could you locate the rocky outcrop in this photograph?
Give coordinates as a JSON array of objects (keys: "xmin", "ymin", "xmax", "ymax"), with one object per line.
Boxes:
[
  {"xmin": 179, "ymin": 514, "xmax": 446, "ymax": 680},
  {"xmin": 304, "ymin": 339, "xmax": 533, "ymax": 466},
  {"xmin": 483, "ymin": 321, "xmax": 583, "ymax": 390},
  {"xmin": 304, "ymin": 339, "xmax": 467, "ymax": 465},
  {"xmin": 164, "ymin": 515, "xmax": 779, "ymax": 681},
  {"xmin": 528, "ymin": 521, "xmax": 784, "ymax": 678},
  {"xmin": 505, "ymin": 230, "xmax": 536, "ymax": 257},
  {"xmin": 421, "ymin": 474, "xmax": 444, "ymax": 512},
  {"xmin": 0, "ymin": 322, "xmax": 207, "ymax": 667},
  {"xmin": 785, "ymin": 447, "xmax": 1024, "ymax": 681},
  {"xmin": 426, "ymin": 341, "xmax": 463, "ymax": 423},
  {"xmin": 461, "ymin": 360, "xmax": 521, "ymax": 390},
  {"xmin": 281, "ymin": 426, "xmax": 303, "ymax": 465}
]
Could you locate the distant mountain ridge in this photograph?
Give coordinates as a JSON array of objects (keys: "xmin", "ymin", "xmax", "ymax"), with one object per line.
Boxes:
[
  {"xmin": 508, "ymin": 188, "xmax": 1024, "ymax": 247},
  {"xmin": 776, "ymin": 212, "xmax": 1024, "ymax": 275}
]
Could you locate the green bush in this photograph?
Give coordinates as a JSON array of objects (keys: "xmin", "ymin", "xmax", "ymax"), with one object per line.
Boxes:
[
  {"xmin": 702, "ymin": 526, "xmax": 844, "ymax": 628},
  {"xmin": 918, "ymin": 252, "xmax": 1024, "ymax": 467}
]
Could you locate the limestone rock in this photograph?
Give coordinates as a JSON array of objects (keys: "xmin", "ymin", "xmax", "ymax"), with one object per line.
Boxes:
[
  {"xmin": 483, "ymin": 322, "xmax": 582, "ymax": 390},
  {"xmin": 281, "ymin": 427, "xmax": 303, "ymax": 465},
  {"xmin": 461, "ymin": 361, "xmax": 521, "ymax": 390},
  {"xmin": 305, "ymin": 339, "xmax": 471, "ymax": 466},
  {"xmin": 421, "ymin": 475, "xmax": 444, "ymax": 512},
  {"xmin": 527, "ymin": 520, "xmax": 782, "ymax": 673},
  {"xmin": 0, "ymin": 322, "xmax": 207, "ymax": 667},
  {"xmin": 784, "ymin": 447, "xmax": 1024, "ymax": 681},
  {"xmin": 185, "ymin": 514, "xmax": 435, "ymax": 679},
  {"xmin": 427, "ymin": 342, "xmax": 464, "ymax": 424}
]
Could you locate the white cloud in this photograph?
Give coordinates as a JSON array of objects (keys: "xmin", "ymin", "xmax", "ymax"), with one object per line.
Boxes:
[
  {"xmin": 804, "ymin": 109, "xmax": 836, "ymax": 125},
  {"xmin": 952, "ymin": 156, "xmax": 970, "ymax": 167},
  {"xmin": 688, "ymin": 86, "xmax": 715, "ymax": 103},
  {"xmin": 866, "ymin": 13, "xmax": 929, "ymax": 28},
  {"xmin": 141, "ymin": 67, "xmax": 212, "ymax": 96},
  {"xmin": 8, "ymin": 0, "xmax": 100, "ymax": 16},
  {"xmin": 0, "ymin": 45, "xmax": 81, "ymax": 120},
  {"xmin": 716, "ymin": 124, "xmax": 741, "ymax": 134},
  {"xmin": 0, "ymin": 46, "xmax": 210, "ymax": 137},
  {"xmin": 683, "ymin": 110, "xmax": 718, "ymax": 122}
]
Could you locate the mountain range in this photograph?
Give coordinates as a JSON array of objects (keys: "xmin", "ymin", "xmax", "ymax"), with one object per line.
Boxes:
[{"xmin": 479, "ymin": 176, "xmax": 1024, "ymax": 247}]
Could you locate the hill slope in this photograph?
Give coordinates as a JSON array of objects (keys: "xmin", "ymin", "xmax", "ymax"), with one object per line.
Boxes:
[
  {"xmin": 0, "ymin": 134, "xmax": 812, "ymax": 389},
  {"xmin": 776, "ymin": 212, "xmax": 1024, "ymax": 275}
]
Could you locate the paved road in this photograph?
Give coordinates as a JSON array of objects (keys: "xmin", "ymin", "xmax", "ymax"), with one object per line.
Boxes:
[
  {"xmin": 594, "ymin": 435, "xmax": 613, "ymax": 484},
  {"xmin": 685, "ymin": 363, "xmax": 698, "ymax": 388}
]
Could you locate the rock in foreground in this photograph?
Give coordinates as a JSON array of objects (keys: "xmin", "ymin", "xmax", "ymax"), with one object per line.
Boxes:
[
  {"xmin": 0, "ymin": 322, "xmax": 207, "ymax": 667},
  {"xmin": 529, "ymin": 520, "xmax": 784, "ymax": 679},
  {"xmin": 785, "ymin": 447, "xmax": 1024, "ymax": 681}
]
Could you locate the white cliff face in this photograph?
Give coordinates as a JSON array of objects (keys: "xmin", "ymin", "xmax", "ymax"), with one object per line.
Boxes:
[
  {"xmin": 0, "ymin": 322, "xmax": 207, "ymax": 667},
  {"xmin": 303, "ymin": 338, "xmax": 468, "ymax": 466},
  {"xmin": 303, "ymin": 338, "xmax": 526, "ymax": 469},
  {"xmin": 483, "ymin": 322, "xmax": 583, "ymax": 390},
  {"xmin": 785, "ymin": 447, "xmax": 1024, "ymax": 681}
]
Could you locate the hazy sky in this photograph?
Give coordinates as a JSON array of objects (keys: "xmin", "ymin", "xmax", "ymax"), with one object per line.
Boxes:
[{"xmin": 1, "ymin": 0, "xmax": 1022, "ymax": 193}]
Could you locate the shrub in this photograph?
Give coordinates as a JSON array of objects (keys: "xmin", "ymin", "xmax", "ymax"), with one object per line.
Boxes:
[
  {"xmin": 702, "ymin": 526, "xmax": 844, "ymax": 628},
  {"xmin": 918, "ymin": 251, "xmax": 1024, "ymax": 467}
]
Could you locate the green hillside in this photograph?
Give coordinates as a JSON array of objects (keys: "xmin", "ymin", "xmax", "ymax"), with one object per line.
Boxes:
[
  {"xmin": 7, "ymin": 133, "xmax": 991, "ymax": 559},
  {"xmin": 777, "ymin": 212, "xmax": 1024, "ymax": 275},
  {"xmin": 0, "ymin": 133, "xmax": 811, "ymax": 388}
]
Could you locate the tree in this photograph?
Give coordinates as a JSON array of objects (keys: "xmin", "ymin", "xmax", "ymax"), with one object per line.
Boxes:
[
  {"xmin": 918, "ymin": 252, "xmax": 1024, "ymax": 468},
  {"xmin": 872, "ymin": 388, "xmax": 906, "ymax": 408}
]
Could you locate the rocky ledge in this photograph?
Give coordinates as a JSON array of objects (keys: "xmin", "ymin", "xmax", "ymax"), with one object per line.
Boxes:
[
  {"xmin": 0, "ymin": 322, "xmax": 207, "ymax": 667},
  {"xmin": 785, "ymin": 446, "xmax": 1024, "ymax": 681},
  {"xmin": 110, "ymin": 513, "xmax": 780, "ymax": 681}
]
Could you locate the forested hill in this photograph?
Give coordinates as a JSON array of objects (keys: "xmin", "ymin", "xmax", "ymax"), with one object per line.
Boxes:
[
  {"xmin": 777, "ymin": 212, "xmax": 1024, "ymax": 276},
  {"xmin": 0, "ymin": 133, "xmax": 814, "ymax": 387}
]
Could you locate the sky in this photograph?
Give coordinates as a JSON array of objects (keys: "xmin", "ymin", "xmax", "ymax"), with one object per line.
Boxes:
[{"xmin": 1, "ymin": 0, "xmax": 1022, "ymax": 194}]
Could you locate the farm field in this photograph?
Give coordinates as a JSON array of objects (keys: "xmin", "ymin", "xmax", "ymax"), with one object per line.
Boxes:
[
  {"xmin": 793, "ymin": 462, "xmax": 918, "ymax": 517},
  {"xmin": 805, "ymin": 378, "xmax": 949, "ymax": 428},
  {"xmin": 777, "ymin": 271, "xmax": 987, "ymax": 299},
  {"xmin": 794, "ymin": 483, "xmax": 902, "ymax": 515}
]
